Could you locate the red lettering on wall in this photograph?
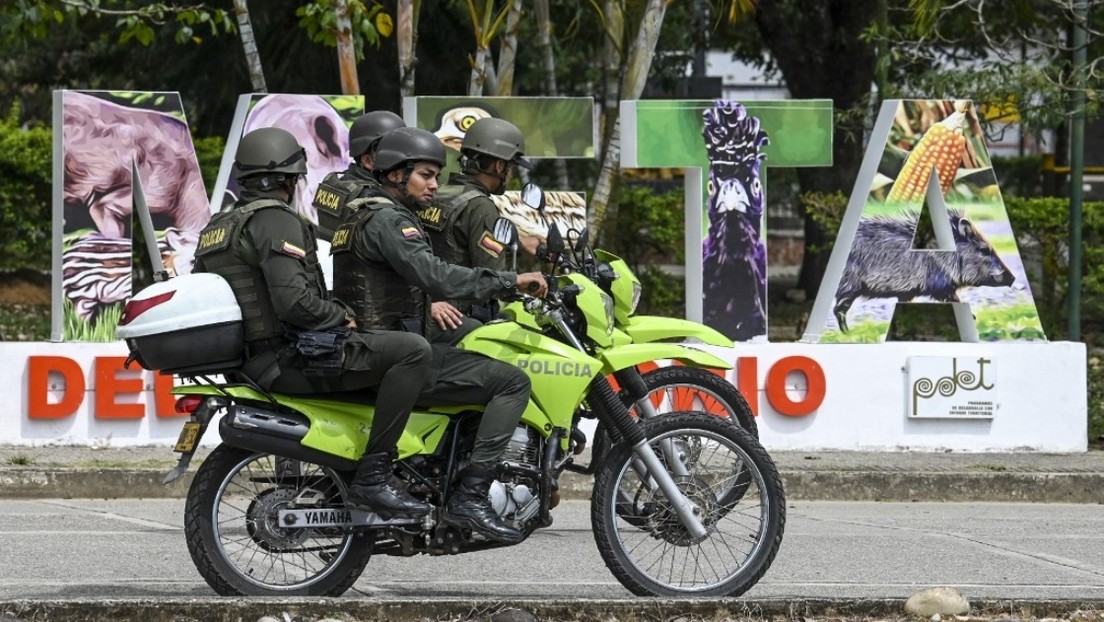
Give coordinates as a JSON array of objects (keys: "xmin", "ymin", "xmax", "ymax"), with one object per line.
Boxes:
[
  {"xmin": 154, "ymin": 372, "xmax": 181, "ymax": 417},
  {"xmin": 26, "ymin": 355, "xmax": 179, "ymax": 420},
  {"xmin": 765, "ymin": 356, "xmax": 826, "ymax": 417},
  {"xmin": 95, "ymin": 357, "xmax": 145, "ymax": 419},
  {"xmin": 27, "ymin": 356, "xmax": 85, "ymax": 419}
]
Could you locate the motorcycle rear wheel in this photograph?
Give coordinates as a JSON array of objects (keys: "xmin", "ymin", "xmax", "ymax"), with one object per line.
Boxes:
[
  {"xmin": 636, "ymin": 366, "xmax": 757, "ymax": 436},
  {"xmin": 184, "ymin": 444, "xmax": 373, "ymax": 596},
  {"xmin": 591, "ymin": 411, "xmax": 785, "ymax": 597}
]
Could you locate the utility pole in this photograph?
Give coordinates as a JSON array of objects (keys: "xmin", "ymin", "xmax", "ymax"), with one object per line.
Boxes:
[{"xmin": 1068, "ymin": 0, "xmax": 1088, "ymax": 341}]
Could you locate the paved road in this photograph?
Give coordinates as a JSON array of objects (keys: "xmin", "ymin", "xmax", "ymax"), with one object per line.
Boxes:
[{"xmin": 2, "ymin": 499, "xmax": 1102, "ymax": 602}]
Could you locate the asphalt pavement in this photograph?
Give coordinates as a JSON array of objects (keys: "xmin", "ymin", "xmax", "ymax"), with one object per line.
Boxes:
[
  {"xmin": 2, "ymin": 445, "xmax": 1104, "ymax": 621},
  {"xmin": 0, "ymin": 499, "xmax": 1102, "ymax": 620}
]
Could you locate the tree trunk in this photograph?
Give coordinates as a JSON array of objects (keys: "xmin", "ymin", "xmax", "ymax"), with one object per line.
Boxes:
[
  {"xmin": 334, "ymin": 0, "xmax": 360, "ymax": 95},
  {"xmin": 232, "ymin": 0, "xmax": 267, "ymax": 93},
  {"xmin": 493, "ymin": 0, "xmax": 523, "ymax": 96},
  {"xmin": 397, "ymin": 0, "xmax": 419, "ymax": 98},
  {"xmin": 589, "ymin": 0, "xmax": 665, "ymax": 237},
  {"xmin": 534, "ymin": 0, "xmax": 569, "ymax": 187},
  {"xmin": 468, "ymin": 46, "xmax": 490, "ymax": 95}
]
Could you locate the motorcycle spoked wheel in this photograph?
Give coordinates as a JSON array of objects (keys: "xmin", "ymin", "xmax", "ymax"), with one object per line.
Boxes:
[
  {"xmin": 184, "ymin": 444, "xmax": 373, "ymax": 596},
  {"xmin": 616, "ymin": 366, "xmax": 757, "ymax": 512},
  {"xmin": 591, "ymin": 412, "xmax": 786, "ymax": 597},
  {"xmin": 635, "ymin": 366, "xmax": 758, "ymax": 437}
]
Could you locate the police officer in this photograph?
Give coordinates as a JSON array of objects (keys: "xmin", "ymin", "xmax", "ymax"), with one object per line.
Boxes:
[
  {"xmin": 416, "ymin": 117, "xmax": 533, "ymax": 345},
  {"xmin": 312, "ymin": 110, "xmax": 406, "ymax": 240},
  {"xmin": 330, "ymin": 126, "xmax": 548, "ymax": 543},
  {"xmin": 194, "ymin": 127, "xmax": 433, "ymax": 520}
]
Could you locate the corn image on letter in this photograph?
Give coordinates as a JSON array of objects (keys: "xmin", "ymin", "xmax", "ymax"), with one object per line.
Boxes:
[{"xmin": 887, "ymin": 111, "xmax": 967, "ymax": 203}]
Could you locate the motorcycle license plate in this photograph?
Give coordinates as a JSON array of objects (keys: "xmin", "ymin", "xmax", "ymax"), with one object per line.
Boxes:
[{"xmin": 174, "ymin": 422, "xmax": 202, "ymax": 453}]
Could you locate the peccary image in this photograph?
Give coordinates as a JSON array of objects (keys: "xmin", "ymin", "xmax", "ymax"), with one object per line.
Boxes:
[
  {"xmin": 833, "ymin": 212, "xmax": 1016, "ymax": 333},
  {"xmin": 701, "ymin": 101, "xmax": 769, "ymax": 342}
]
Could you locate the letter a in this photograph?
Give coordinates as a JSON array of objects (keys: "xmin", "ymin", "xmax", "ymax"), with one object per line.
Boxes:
[{"xmin": 801, "ymin": 99, "xmax": 1044, "ymax": 344}]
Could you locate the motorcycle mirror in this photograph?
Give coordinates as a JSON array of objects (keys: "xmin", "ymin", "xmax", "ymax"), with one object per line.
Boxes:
[
  {"xmin": 574, "ymin": 227, "xmax": 590, "ymax": 253},
  {"xmin": 546, "ymin": 222, "xmax": 565, "ymax": 257},
  {"xmin": 492, "ymin": 217, "xmax": 518, "ymax": 247},
  {"xmin": 521, "ymin": 182, "xmax": 546, "ymax": 212},
  {"xmin": 492, "ymin": 217, "xmax": 520, "ymax": 271}
]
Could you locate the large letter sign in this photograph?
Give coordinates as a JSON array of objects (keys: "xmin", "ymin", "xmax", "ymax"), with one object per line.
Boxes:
[
  {"xmin": 620, "ymin": 100, "xmax": 834, "ymax": 342},
  {"xmin": 802, "ymin": 99, "xmax": 1045, "ymax": 343}
]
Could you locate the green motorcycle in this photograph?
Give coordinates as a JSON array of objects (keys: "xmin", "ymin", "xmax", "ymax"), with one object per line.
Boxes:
[
  {"xmin": 118, "ymin": 261, "xmax": 785, "ymax": 598},
  {"xmin": 501, "ymin": 184, "xmax": 757, "ymax": 474}
]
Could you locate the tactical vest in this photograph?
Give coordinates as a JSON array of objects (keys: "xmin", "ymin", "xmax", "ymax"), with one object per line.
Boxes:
[
  {"xmin": 195, "ymin": 199, "xmax": 326, "ymax": 342},
  {"xmin": 331, "ymin": 198, "xmax": 428, "ymax": 332},
  {"xmin": 416, "ymin": 186, "xmax": 483, "ymax": 266},
  {"xmin": 311, "ymin": 171, "xmax": 378, "ymax": 241}
]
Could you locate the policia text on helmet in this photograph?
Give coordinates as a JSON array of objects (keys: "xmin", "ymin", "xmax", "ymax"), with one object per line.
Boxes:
[
  {"xmin": 372, "ymin": 127, "xmax": 447, "ymax": 209},
  {"xmin": 232, "ymin": 127, "xmax": 308, "ymax": 198}
]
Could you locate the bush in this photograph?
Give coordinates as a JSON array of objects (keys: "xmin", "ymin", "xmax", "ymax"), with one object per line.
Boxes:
[
  {"xmin": 600, "ymin": 185, "xmax": 686, "ymax": 315},
  {"xmin": 0, "ymin": 105, "xmax": 52, "ymax": 271}
]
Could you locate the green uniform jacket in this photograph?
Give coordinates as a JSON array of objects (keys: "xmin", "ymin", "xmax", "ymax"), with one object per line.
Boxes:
[
  {"xmin": 195, "ymin": 195, "xmax": 347, "ymax": 333},
  {"xmin": 435, "ymin": 173, "xmax": 507, "ymax": 272},
  {"xmin": 354, "ymin": 192, "xmax": 518, "ymax": 305}
]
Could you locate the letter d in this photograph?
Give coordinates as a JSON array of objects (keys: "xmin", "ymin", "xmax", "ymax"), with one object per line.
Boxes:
[{"xmin": 27, "ymin": 356, "xmax": 85, "ymax": 419}]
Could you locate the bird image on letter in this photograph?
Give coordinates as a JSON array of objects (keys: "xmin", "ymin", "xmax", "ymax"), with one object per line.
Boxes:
[
  {"xmin": 431, "ymin": 105, "xmax": 495, "ymax": 151},
  {"xmin": 701, "ymin": 101, "xmax": 769, "ymax": 342}
]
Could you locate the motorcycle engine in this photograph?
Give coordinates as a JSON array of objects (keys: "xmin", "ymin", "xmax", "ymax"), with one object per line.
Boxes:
[{"xmin": 489, "ymin": 425, "xmax": 543, "ymax": 524}]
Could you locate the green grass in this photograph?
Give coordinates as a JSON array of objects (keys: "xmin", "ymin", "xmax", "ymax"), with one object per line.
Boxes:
[{"xmin": 6, "ymin": 454, "xmax": 33, "ymax": 466}]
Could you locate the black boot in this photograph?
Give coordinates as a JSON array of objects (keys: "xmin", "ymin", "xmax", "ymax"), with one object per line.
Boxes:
[
  {"xmin": 444, "ymin": 466, "xmax": 524, "ymax": 543},
  {"xmin": 347, "ymin": 451, "xmax": 431, "ymax": 519}
]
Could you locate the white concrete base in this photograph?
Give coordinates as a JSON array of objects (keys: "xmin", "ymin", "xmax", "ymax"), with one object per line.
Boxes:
[{"xmin": 0, "ymin": 341, "xmax": 1087, "ymax": 452}]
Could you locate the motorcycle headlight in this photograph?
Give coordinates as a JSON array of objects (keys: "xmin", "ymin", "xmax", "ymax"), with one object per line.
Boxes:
[
  {"xmin": 630, "ymin": 282, "xmax": 642, "ymax": 315},
  {"xmin": 601, "ymin": 292, "xmax": 615, "ymax": 336}
]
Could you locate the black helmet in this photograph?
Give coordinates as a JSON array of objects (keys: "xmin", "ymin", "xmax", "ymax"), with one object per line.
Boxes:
[
  {"xmin": 373, "ymin": 127, "xmax": 447, "ymax": 172},
  {"xmin": 348, "ymin": 111, "xmax": 405, "ymax": 158},
  {"xmin": 460, "ymin": 117, "xmax": 532, "ymax": 169},
  {"xmin": 231, "ymin": 127, "xmax": 308, "ymax": 181}
]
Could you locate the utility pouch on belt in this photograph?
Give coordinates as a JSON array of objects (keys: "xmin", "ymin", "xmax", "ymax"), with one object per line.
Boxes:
[{"xmin": 293, "ymin": 326, "xmax": 350, "ymax": 377}]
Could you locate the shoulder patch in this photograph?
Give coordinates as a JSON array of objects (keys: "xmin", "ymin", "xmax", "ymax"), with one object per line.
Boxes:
[
  {"xmin": 478, "ymin": 231, "xmax": 505, "ymax": 257},
  {"xmin": 279, "ymin": 240, "xmax": 307, "ymax": 259},
  {"xmin": 401, "ymin": 226, "xmax": 422, "ymax": 239}
]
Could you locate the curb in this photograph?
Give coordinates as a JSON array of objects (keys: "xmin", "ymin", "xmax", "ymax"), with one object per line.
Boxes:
[
  {"xmin": 3, "ymin": 467, "xmax": 1103, "ymax": 503},
  {"xmin": 3, "ymin": 597, "xmax": 1104, "ymax": 622}
]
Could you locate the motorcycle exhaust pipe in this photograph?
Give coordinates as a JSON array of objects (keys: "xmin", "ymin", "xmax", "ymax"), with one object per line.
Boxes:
[{"xmin": 219, "ymin": 404, "xmax": 359, "ymax": 472}]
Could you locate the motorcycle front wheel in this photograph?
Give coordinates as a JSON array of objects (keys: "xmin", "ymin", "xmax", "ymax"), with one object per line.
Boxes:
[
  {"xmin": 591, "ymin": 411, "xmax": 785, "ymax": 597},
  {"xmin": 184, "ymin": 445, "xmax": 373, "ymax": 596}
]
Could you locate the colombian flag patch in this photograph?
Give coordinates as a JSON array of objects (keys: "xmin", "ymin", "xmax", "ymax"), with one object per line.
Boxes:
[
  {"xmin": 279, "ymin": 241, "xmax": 306, "ymax": 259},
  {"xmin": 479, "ymin": 232, "xmax": 504, "ymax": 257},
  {"xmin": 401, "ymin": 226, "xmax": 422, "ymax": 239}
]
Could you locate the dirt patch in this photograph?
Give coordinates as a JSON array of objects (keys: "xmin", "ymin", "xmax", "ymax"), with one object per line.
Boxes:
[{"xmin": 0, "ymin": 270, "xmax": 51, "ymax": 305}]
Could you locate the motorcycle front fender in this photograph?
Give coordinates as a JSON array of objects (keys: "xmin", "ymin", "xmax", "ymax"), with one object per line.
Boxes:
[
  {"xmin": 598, "ymin": 342, "xmax": 733, "ymax": 374},
  {"xmin": 621, "ymin": 315, "xmax": 735, "ymax": 348}
]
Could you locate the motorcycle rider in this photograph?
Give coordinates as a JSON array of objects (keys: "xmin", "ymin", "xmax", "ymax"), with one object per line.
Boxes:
[
  {"xmin": 330, "ymin": 126, "xmax": 549, "ymax": 543},
  {"xmin": 312, "ymin": 110, "xmax": 406, "ymax": 240},
  {"xmin": 416, "ymin": 117, "xmax": 536, "ymax": 345},
  {"xmin": 193, "ymin": 127, "xmax": 434, "ymax": 520}
]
